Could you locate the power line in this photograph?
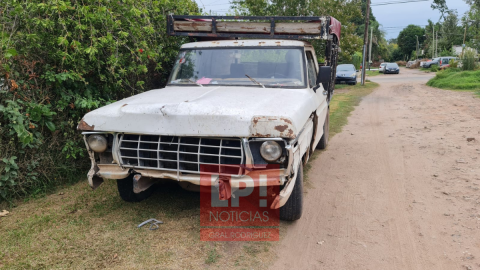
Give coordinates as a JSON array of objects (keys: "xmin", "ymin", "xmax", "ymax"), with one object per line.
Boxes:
[
  {"xmin": 380, "ymin": 25, "xmax": 428, "ymax": 30},
  {"xmin": 371, "ymin": 0, "xmax": 429, "ymax": 6},
  {"xmin": 203, "ymin": 3, "xmax": 232, "ymax": 6}
]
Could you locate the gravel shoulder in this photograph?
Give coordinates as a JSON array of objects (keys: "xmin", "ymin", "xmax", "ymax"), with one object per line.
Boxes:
[{"xmin": 272, "ymin": 68, "xmax": 480, "ymax": 270}]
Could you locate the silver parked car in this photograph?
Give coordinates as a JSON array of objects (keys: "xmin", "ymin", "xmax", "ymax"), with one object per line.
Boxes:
[{"xmin": 379, "ymin": 63, "xmax": 387, "ymax": 73}]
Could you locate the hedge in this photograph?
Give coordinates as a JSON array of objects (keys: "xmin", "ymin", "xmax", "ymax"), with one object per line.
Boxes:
[{"xmin": 0, "ymin": 0, "xmax": 199, "ymax": 202}]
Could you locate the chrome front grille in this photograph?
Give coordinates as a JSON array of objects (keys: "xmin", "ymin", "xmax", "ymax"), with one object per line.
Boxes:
[{"xmin": 118, "ymin": 134, "xmax": 244, "ymax": 175}]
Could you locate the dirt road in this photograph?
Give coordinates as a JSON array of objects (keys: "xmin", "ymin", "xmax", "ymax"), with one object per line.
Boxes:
[{"xmin": 272, "ymin": 68, "xmax": 480, "ymax": 270}]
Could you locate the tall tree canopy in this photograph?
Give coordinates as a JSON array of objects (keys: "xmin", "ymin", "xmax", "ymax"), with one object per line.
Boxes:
[
  {"xmin": 438, "ymin": 11, "xmax": 463, "ymax": 52},
  {"xmin": 432, "ymin": 0, "xmax": 450, "ymax": 22},
  {"xmin": 464, "ymin": 0, "xmax": 480, "ymax": 9},
  {"xmin": 397, "ymin": 25, "xmax": 426, "ymax": 59}
]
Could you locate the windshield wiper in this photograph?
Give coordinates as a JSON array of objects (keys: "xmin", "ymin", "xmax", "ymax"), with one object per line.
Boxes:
[{"xmin": 245, "ymin": 74, "xmax": 265, "ymax": 88}]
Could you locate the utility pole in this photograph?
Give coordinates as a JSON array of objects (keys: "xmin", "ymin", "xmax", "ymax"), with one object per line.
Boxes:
[
  {"xmin": 435, "ymin": 31, "xmax": 438, "ymax": 58},
  {"xmin": 361, "ymin": 0, "xmax": 371, "ymax": 86},
  {"xmin": 432, "ymin": 27, "xmax": 435, "ymax": 58},
  {"xmin": 462, "ymin": 25, "xmax": 467, "ymax": 57},
  {"xmin": 415, "ymin": 35, "xmax": 419, "ymax": 60},
  {"xmin": 369, "ymin": 27, "xmax": 373, "ymax": 71}
]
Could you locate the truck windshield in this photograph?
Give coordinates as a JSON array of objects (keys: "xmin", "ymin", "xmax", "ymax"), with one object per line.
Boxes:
[{"xmin": 168, "ymin": 48, "xmax": 306, "ymax": 88}]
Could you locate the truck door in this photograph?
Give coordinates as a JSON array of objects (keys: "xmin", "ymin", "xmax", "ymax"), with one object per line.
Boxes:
[{"xmin": 306, "ymin": 50, "xmax": 328, "ymax": 147}]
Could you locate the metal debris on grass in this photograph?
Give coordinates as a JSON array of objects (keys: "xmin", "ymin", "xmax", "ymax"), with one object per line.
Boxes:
[{"xmin": 137, "ymin": 218, "xmax": 163, "ymax": 230}]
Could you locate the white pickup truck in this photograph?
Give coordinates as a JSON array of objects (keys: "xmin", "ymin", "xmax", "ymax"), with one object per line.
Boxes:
[{"xmin": 78, "ymin": 15, "xmax": 341, "ymax": 221}]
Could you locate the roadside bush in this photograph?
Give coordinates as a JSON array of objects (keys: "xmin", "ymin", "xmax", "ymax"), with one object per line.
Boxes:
[
  {"xmin": 396, "ymin": 61, "xmax": 407, "ymax": 66},
  {"xmin": 449, "ymin": 59, "xmax": 459, "ymax": 68},
  {"xmin": 462, "ymin": 49, "xmax": 477, "ymax": 71},
  {"xmin": 427, "ymin": 69, "xmax": 480, "ymax": 90},
  {"xmin": 0, "ymin": 1, "xmax": 199, "ymax": 202},
  {"xmin": 352, "ymin": 52, "xmax": 362, "ymax": 70},
  {"xmin": 431, "ymin": 65, "xmax": 440, "ymax": 72},
  {"xmin": 410, "ymin": 61, "xmax": 420, "ymax": 69}
]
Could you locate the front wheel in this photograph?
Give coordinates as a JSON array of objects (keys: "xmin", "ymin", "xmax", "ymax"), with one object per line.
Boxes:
[
  {"xmin": 117, "ymin": 174, "xmax": 154, "ymax": 202},
  {"xmin": 280, "ymin": 163, "xmax": 304, "ymax": 221},
  {"xmin": 316, "ymin": 108, "xmax": 330, "ymax": 150}
]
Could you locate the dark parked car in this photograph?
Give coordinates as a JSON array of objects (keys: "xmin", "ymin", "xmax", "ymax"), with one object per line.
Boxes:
[
  {"xmin": 384, "ymin": 63, "xmax": 400, "ymax": 74},
  {"xmin": 336, "ymin": 64, "xmax": 357, "ymax": 85}
]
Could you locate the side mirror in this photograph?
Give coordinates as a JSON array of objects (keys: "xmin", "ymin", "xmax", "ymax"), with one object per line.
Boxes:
[{"xmin": 316, "ymin": 66, "xmax": 332, "ymax": 85}]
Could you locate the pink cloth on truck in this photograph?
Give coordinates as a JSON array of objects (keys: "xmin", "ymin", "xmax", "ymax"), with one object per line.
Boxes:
[{"xmin": 197, "ymin": 77, "xmax": 212, "ymax": 84}]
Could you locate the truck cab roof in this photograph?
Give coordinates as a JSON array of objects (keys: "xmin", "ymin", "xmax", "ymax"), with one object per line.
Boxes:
[{"xmin": 180, "ymin": 39, "xmax": 313, "ymax": 49}]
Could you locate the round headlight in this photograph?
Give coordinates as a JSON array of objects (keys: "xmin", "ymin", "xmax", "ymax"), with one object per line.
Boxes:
[
  {"xmin": 260, "ymin": 141, "xmax": 282, "ymax": 162},
  {"xmin": 87, "ymin": 135, "xmax": 108, "ymax": 153}
]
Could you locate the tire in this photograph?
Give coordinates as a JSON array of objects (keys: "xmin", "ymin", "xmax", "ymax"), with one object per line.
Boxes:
[
  {"xmin": 280, "ymin": 163, "xmax": 303, "ymax": 221},
  {"xmin": 117, "ymin": 174, "xmax": 154, "ymax": 202},
  {"xmin": 316, "ymin": 109, "xmax": 329, "ymax": 150}
]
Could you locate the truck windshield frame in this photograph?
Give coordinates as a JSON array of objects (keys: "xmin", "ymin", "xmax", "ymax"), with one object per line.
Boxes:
[{"xmin": 167, "ymin": 46, "xmax": 308, "ymax": 89}]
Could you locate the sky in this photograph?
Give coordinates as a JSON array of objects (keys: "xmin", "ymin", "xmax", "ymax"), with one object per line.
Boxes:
[
  {"xmin": 195, "ymin": 0, "xmax": 471, "ymax": 39},
  {"xmin": 372, "ymin": 0, "xmax": 470, "ymax": 39}
]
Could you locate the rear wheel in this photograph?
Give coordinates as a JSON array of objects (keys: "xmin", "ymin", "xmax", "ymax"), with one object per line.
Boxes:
[
  {"xmin": 316, "ymin": 108, "xmax": 329, "ymax": 150},
  {"xmin": 280, "ymin": 163, "xmax": 303, "ymax": 221},
  {"xmin": 117, "ymin": 174, "xmax": 154, "ymax": 202}
]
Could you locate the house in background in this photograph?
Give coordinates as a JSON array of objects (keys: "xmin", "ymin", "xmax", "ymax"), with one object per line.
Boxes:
[{"xmin": 452, "ymin": 45, "xmax": 478, "ymax": 57}]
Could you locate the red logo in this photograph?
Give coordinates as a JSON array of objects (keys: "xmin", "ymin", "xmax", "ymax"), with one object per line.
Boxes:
[{"xmin": 199, "ymin": 164, "xmax": 280, "ymax": 241}]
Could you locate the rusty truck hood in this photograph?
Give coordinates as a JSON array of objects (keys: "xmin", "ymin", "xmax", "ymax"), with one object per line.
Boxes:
[{"xmin": 80, "ymin": 86, "xmax": 319, "ymax": 138}]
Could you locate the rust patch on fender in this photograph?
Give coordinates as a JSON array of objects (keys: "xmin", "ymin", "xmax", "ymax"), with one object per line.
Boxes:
[
  {"xmin": 251, "ymin": 116, "xmax": 297, "ymax": 139},
  {"xmin": 275, "ymin": 125, "xmax": 288, "ymax": 132},
  {"xmin": 280, "ymin": 117, "xmax": 293, "ymax": 125},
  {"xmin": 252, "ymin": 133, "xmax": 272, "ymax": 137},
  {"xmin": 78, "ymin": 118, "xmax": 95, "ymax": 131}
]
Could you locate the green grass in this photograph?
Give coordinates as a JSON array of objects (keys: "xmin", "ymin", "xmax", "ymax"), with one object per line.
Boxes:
[
  {"xmin": 365, "ymin": 70, "xmax": 381, "ymax": 77},
  {"xmin": 0, "ymin": 180, "xmax": 275, "ymax": 269},
  {"xmin": 205, "ymin": 248, "xmax": 221, "ymax": 264},
  {"xmin": 427, "ymin": 69, "xmax": 480, "ymax": 95}
]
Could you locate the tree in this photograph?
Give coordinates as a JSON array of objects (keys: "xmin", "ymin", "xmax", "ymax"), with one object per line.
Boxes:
[
  {"xmin": 423, "ymin": 20, "xmax": 442, "ymax": 58},
  {"xmin": 438, "ymin": 11, "xmax": 463, "ymax": 52},
  {"xmin": 231, "ymin": 0, "xmax": 363, "ymax": 62},
  {"xmin": 432, "ymin": 0, "xmax": 450, "ymax": 22},
  {"xmin": 463, "ymin": 4, "xmax": 480, "ymax": 52},
  {"xmin": 397, "ymin": 25, "xmax": 426, "ymax": 60},
  {"xmin": 464, "ymin": 0, "xmax": 480, "ymax": 9}
]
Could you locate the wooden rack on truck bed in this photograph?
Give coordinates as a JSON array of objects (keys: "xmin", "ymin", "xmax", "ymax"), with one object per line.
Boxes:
[{"xmin": 166, "ymin": 15, "xmax": 341, "ymax": 41}]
